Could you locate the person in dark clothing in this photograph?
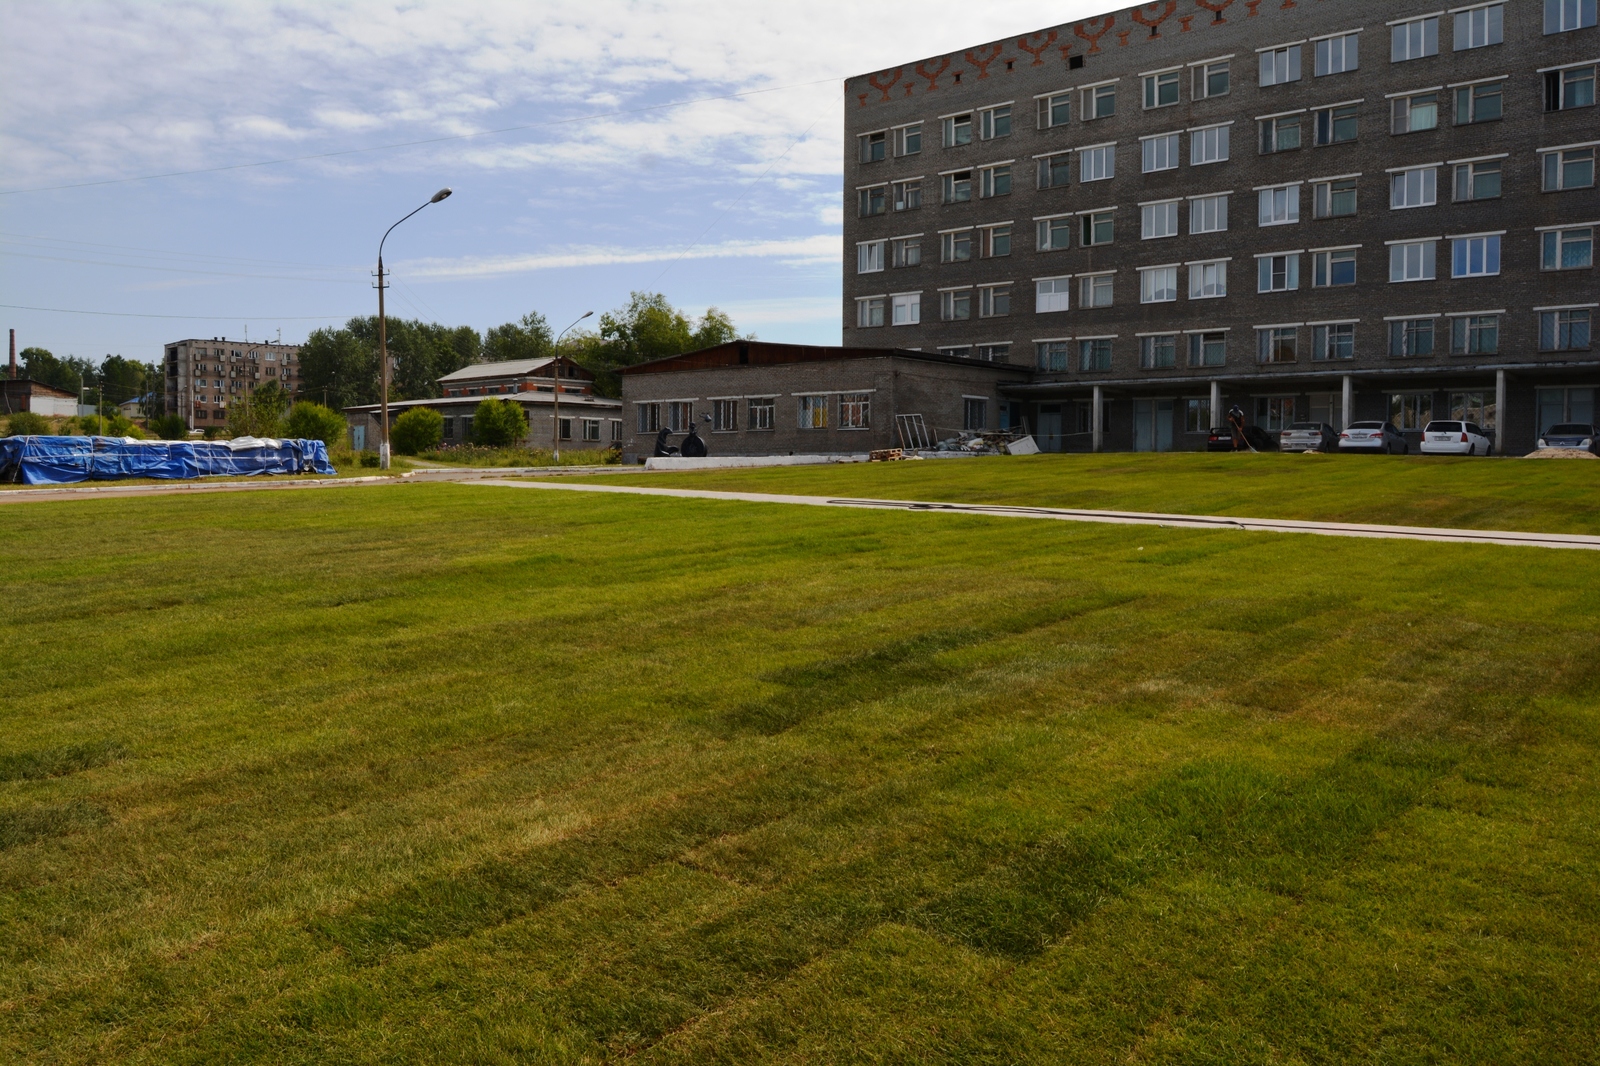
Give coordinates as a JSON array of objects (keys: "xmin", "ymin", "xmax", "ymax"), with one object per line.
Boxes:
[{"xmin": 1227, "ymin": 404, "xmax": 1249, "ymax": 451}]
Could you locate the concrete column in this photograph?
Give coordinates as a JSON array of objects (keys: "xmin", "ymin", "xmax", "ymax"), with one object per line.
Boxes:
[
  {"xmin": 1092, "ymin": 385, "xmax": 1103, "ymax": 453},
  {"xmin": 1341, "ymin": 374, "xmax": 1353, "ymax": 430},
  {"xmin": 1209, "ymin": 380, "xmax": 1221, "ymax": 430},
  {"xmin": 1495, "ymin": 370, "xmax": 1507, "ymax": 455}
]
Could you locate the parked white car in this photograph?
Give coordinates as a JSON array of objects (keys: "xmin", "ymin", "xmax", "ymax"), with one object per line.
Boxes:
[
  {"xmin": 1419, "ymin": 420, "xmax": 1494, "ymax": 456},
  {"xmin": 1337, "ymin": 421, "xmax": 1409, "ymax": 454}
]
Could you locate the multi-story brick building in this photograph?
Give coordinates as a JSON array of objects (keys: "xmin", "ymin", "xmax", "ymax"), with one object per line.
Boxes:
[
  {"xmin": 843, "ymin": 0, "xmax": 1598, "ymax": 452},
  {"xmin": 164, "ymin": 337, "xmax": 303, "ymax": 430}
]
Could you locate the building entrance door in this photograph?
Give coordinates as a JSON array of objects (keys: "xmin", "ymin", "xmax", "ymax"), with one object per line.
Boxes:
[
  {"xmin": 1037, "ymin": 405, "xmax": 1062, "ymax": 452},
  {"xmin": 1133, "ymin": 400, "xmax": 1174, "ymax": 451}
]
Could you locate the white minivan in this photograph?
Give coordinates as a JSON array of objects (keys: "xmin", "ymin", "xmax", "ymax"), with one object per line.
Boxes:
[{"xmin": 1419, "ymin": 420, "xmax": 1494, "ymax": 456}]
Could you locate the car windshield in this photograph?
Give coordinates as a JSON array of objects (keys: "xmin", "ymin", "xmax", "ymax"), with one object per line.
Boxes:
[
  {"xmin": 1424, "ymin": 421, "xmax": 1463, "ymax": 432},
  {"xmin": 1348, "ymin": 422, "xmax": 1383, "ymax": 429},
  {"xmin": 1547, "ymin": 424, "xmax": 1594, "ymax": 435}
]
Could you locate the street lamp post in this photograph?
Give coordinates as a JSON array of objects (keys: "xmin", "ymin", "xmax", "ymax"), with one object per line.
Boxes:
[
  {"xmin": 376, "ymin": 188, "xmax": 452, "ymax": 469},
  {"xmin": 550, "ymin": 311, "xmax": 593, "ymax": 463}
]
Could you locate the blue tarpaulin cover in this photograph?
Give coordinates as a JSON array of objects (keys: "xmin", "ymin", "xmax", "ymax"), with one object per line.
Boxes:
[{"xmin": 0, "ymin": 436, "xmax": 336, "ymax": 486}]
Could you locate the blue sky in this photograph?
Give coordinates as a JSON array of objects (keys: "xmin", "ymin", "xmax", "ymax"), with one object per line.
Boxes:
[{"xmin": 0, "ymin": 0, "xmax": 1092, "ymax": 364}]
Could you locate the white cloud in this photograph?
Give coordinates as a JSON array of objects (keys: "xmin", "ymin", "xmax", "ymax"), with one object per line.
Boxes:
[
  {"xmin": 715, "ymin": 297, "xmax": 842, "ymax": 327},
  {"xmin": 401, "ymin": 235, "xmax": 839, "ymax": 279}
]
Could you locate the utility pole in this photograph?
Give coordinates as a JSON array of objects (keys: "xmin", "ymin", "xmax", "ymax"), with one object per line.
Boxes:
[
  {"xmin": 375, "ymin": 188, "xmax": 453, "ymax": 469},
  {"xmin": 551, "ymin": 311, "xmax": 594, "ymax": 463}
]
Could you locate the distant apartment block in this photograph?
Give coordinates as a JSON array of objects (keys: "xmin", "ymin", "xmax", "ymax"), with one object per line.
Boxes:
[
  {"xmin": 843, "ymin": 0, "xmax": 1598, "ymax": 452},
  {"xmin": 164, "ymin": 338, "xmax": 302, "ymax": 429}
]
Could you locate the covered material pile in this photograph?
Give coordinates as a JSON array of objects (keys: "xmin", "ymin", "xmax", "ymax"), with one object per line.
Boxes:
[{"xmin": 0, "ymin": 436, "xmax": 336, "ymax": 485}]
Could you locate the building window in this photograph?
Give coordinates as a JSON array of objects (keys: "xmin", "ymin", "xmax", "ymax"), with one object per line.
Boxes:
[
  {"xmin": 1080, "ymin": 210, "xmax": 1115, "ymax": 246},
  {"xmin": 1079, "ymin": 144, "xmax": 1115, "ymax": 181},
  {"xmin": 1545, "ymin": 65, "xmax": 1597, "ymax": 110},
  {"xmin": 1037, "ymin": 153, "xmax": 1071, "ymax": 189},
  {"xmin": 1313, "ymin": 178, "xmax": 1358, "ymax": 218},
  {"xmin": 939, "ymin": 345, "xmax": 973, "ymax": 359},
  {"xmin": 1312, "ymin": 322, "xmax": 1357, "ymax": 360},
  {"xmin": 748, "ymin": 397, "xmax": 774, "ymax": 430},
  {"xmin": 857, "ymin": 240, "xmax": 885, "ymax": 273},
  {"xmin": 1538, "ymin": 387, "xmax": 1598, "ymax": 430},
  {"xmin": 1140, "ymin": 266, "xmax": 1178, "ymax": 303},
  {"xmin": 1542, "ymin": 147, "xmax": 1596, "ymax": 191},
  {"xmin": 1389, "ymin": 240, "xmax": 1438, "ymax": 281},
  {"xmin": 1314, "ymin": 104, "xmax": 1359, "ymax": 145},
  {"xmin": 1454, "ymin": 81, "xmax": 1503, "ymax": 125},
  {"xmin": 978, "ymin": 285, "xmax": 1011, "ymax": 317},
  {"xmin": 1450, "ymin": 392, "xmax": 1493, "ymax": 428},
  {"xmin": 1545, "ymin": 0, "xmax": 1598, "ymax": 33},
  {"xmin": 1190, "ymin": 260, "xmax": 1228, "ymax": 299},
  {"xmin": 1142, "ymin": 200, "xmax": 1180, "ymax": 240},
  {"xmin": 894, "ymin": 123, "xmax": 923, "ymax": 156},
  {"xmin": 977, "ymin": 343, "xmax": 1010, "ymax": 362},
  {"xmin": 943, "ymin": 113, "xmax": 972, "ymax": 146},
  {"xmin": 891, "ymin": 236, "xmax": 921, "ymax": 267},
  {"xmin": 978, "ymin": 105, "xmax": 1012, "ymax": 140},
  {"xmin": 1037, "ymin": 92, "xmax": 1071, "ymax": 129},
  {"xmin": 1141, "ymin": 132, "xmax": 1180, "ymax": 173},
  {"xmin": 979, "ymin": 164, "xmax": 1012, "ymax": 198},
  {"xmin": 1037, "ymin": 215, "xmax": 1072, "ymax": 250},
  {"xmin": 856, "ymin": 297, "xmax": 886, "ymax": 328},
  {"xmin": 1259, "ymin": 45, "xmax": 1302, "ymax": 86},
  {"xmin": 1453, "ymin": 160, "xmax": 1502, "ymax": 201},
  {"xmin": 1140, "ymin": 334, "xmax": 1178, "ymax": 369},
  {"xmin": 963, "ymin": 397, "xmax": 988, "ymax": 430},
  {"xmin": 858, "ymin": 185, "xmax": 886, "ymax": 216},
  {"xmin": 1452, "ymin": 235, "xmax": 1501, "ymax": 278},
  {"xmin": 1260, "ymin": 114, "xmax": 1302, "ymax": 153},
  {"xmin": 798, "ymin": 395, "xmax": 828, "ymax": 429},
  {"xmin": 582, "ymin": 418, "xmax": 601, "ymax": 441},
  {"xmin": 1455, "ymin": 3, "xmax": 1504, "ymax": 49},
  {"xmin": 1079, "ymin": 273, "xmax": 1114, "ymax": 307},
  {"xmin": 1392, "ymin": 16, "xmax": 1438, "ymax": 61},
  {"xmin": 941, "ymin": 171, "xmax": 972, "ymax": 203},
  {"xmin": 1079, "ymin": 338, "xmax": 1113, "ymax": 371},
  {"xmin": 1541, "ymin": 309, "xmax": 1593, "ymax": 350},
  {"xmin": 636, "ymin": 403, "xmax": 660, "ymax": 433},
  {"xmin": 840, "ymin": 393, "xmax": 870, "ymax": 429},
  {"xmin": 1194, "ymin": 60, "xmax": 1230, "ymax": 99},
  {"xmin": 1190, "ymin": 193, "xmax": 1229, "ymax": 234},
  {"xmin": 891, "ymin": 292, "xmax": 921, "ymax": 325},
  {"xmin": 1312, "ymin": 248, "xmax": 1358, "ymax": 287},
  {"xmin": 1190, "ymin": 123, "xmax": 1230, "ymax": 165},
  {"xmin": 1036, "ymin": 277, "xmax": 1071, "ymax": 313},
  {"xmin": 1257, "ymin": 253, "xmax": 1301, "ymax": 292},
  {"xmin": 1143, "ymin": 70, "xmax": 1180, "ymax": 109},
  {"xmin": 892, "ymin": 180, "xmax": 922, "ymax": 211},
  {"xmin": 1257, "ymin": 327, "xmax": 1299, "ymax": 363},
  {"xmin": 941, "ymin": 230, "xmax": 973, "ymax": 263},
  {"xmin": 1391, "ymin": 166, "xmax": 1437, "ymax": 209},
  {"xmin": 1257, "ymin": 397, "xmax": 1298, "ymax": 431},
  {"xmin": 1082, "ymin": 82, "xmax": 1116, "ymax": 119},
  {"xmin": 611, "ymin": 419, "xmax": 624, "ymax": 442},
  {"xmin": 1450, "ymin": 314, "xmax": 1500, "ymax": 354},
  {"xmin": 1542, "ymin": 227, "xmax": 1594, "ymax": 269},
  {"xmin": 981, "ymin": 225, "xmax": 1011, "ymax": 258},
  {"xmin": 1392, "ymin": 92, "xmax": 1439, "ymax": 133},
  {"xmin": 666, "ymin": 403, "xmax": 693, "ymax": 433},
  {"xmin": 1258, "ymin": 185, "xmax": 1301, "ymax": 226},
  {"xmin": 1036, "ymin": 341, "xmax": 1069, "ymax": 371},
  {"xmin": 859, "ymin": 131, "xmax": 886, "ymax": 163},
  {"xmin": 1185, "ymin": 398, "xmax": 1214, "ymax": 432},
  {"xmin": 1315, "ymin": 33, "xmax": 1360, "ymax": 76},
  {"xmin": 941, "ymin": 289, "xmax": 972, "ymax": 321},
  {"xmin": 1390, "ymin": 393, "xmax": 1434, "ymax": 430},
  {"xmin": 1188, "ymin": 331, "xmax": 1227, "ymax": 367},
  {"xmin": 1389, "ymin": 318, "xmax": 1436, "ymax": 356}
]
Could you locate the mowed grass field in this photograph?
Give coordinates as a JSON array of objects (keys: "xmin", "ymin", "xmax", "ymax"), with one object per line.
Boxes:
[
  {"xmin": 2, "ymin": 471, "xmax": 1599, "ymax": 1064},
  {"xmin": 591, "ymin": 451, "xmax": 1600, "ymax": 535}
]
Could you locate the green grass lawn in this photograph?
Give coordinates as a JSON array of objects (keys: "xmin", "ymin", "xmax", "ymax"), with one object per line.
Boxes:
[
  {"xmin": 3, "ymin": 479, "xmax": 1598, "ymax": 1064},
  {"xmin": 589, "ymin": 452, "xmax": 1600, "ymax": 535}
]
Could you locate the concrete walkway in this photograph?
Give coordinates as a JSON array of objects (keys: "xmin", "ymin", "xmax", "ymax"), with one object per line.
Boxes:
[{"xmin": 472, "ymin": 479, "xmax": 1600, "ymax": 552}]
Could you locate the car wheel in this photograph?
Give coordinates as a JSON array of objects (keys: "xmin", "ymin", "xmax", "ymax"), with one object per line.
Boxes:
[{"xmin": 1468, "ymin": 444, "xmax": 1476, "ymax": 456}]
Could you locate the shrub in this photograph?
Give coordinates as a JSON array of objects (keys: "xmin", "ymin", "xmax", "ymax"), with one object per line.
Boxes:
[
  {"xmin": 391, "ymin": 407, "xmax": 444, "ymax": 455},
  {"xmin": 5, "ymin": 411, "xmax": 49, "ymax": 436},
  {"xmin": 358, "ymin": 451, "xmax": 381, "ymax": 468},
  {"xmin": 151, "ymin": 414, "xmax": 190, "ymax": 440},
  {"xmin": 285, "ymin": 402, "xmax": 346, "ymax": 446},
  {"xmin": 471, "ymin": 398, "xmax": 527, "ymax": 448}
]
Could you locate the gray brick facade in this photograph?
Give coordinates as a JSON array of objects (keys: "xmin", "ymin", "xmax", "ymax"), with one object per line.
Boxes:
[{"xmin": 843, "ymin": 0, "xmax": 1599, "ymax": 453}]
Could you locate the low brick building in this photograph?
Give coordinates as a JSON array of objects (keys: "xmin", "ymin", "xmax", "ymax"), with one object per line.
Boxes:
[
  {"xmin": 2, "ymin": 378, "xmax": 78, "ymax": 418},
  {"xmin": 618, "ymin": 341, "xmax": 1026, "ymax": 462}
]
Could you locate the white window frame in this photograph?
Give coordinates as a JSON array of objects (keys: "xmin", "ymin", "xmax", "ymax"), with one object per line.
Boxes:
[
  {"xmin": 855, "ymin": 295, "xmax": 887, "ymax": 328},
  {"xmin": 1452, "ymin": 2, "xmax": 1504, "ymax": 50},
  {"xmin": 1190, "ymin": 55, "xmax": 1234, "ymax": 100},
  {"xmin": 1079, "ymin": 271, "xmax": 1115, "ymax": 308},
  {"xmin": 1390, "ymin": 14, "xmax": 1440, "ymax": 62},
  {"xmin": 1188, "ymin": 191, "xmax": 1230, "ymax": 234},
  {"xmin": 892, "ymin": 122, "xmax": 923, "ymax": 157},
  {"xmin": 890, "ymin": 291, "xmax": 921, "ymax": 326},
  {"xmin": 856, "ymin": 239, "xmax": 886, "ymax": 273},
  {"xmin": 1258, "ymin": 42, "xmax": 1304, "ymax": 86},
  {"xmin": 1188, "ymin": 258, "xmax": 1230, "ymax": 299},
  {"xmin": 1141, "ymin": 67, "xmax": 1181, "ymax": 110},
  {"xmin": 1540, "ymin": 142, "xmax": 1599, "ymax": 191},
  {"xmin": 1389, "ymin": 164, "xmax": 1440, "ymax": 209},
  {"xmin": 1313, "ymin": 30, "xmax": 1362, "ymax": 77},
  {"xmin": 1079, "ymin": 142, "xmax": 1116, "ymax": 182},
  {"xmin": 1450, "ymin": 231, "xmax": 1503, "ymax": 277},
  {"xmin": 1141, "ymin": 198, "xmax": 1181, "ymax": 240},
  {"xmin": 1545, "ymin": 0, "xmax": 1598, "ymax": 34},
  {"xmin": 1035, "ymin": 90, "xmax": 1072, "ymax": 129},
  {"xmin": 1257, "ymin": 182, "xmax": 1302, "ymax": 227},
  {"xmin": 1255, "ymin": 250, "xmax": 1304, "ymax": 292},
  {"xmin": 1035, "ymin": 212, "xmax": 1073, "ymax": 251},
  {"xmin": 1387, "ymin": 238, "xmax": 1440, "ymax": 282},
  {"xmin": 1081, "ymin": 79, "xmax": 1118, "ymax": 120},
  {"xmin": 1189, "ymin": 121, "xmax": 1231, "ymax": 165},
  {"xmin": 1139, "ymin": 264, "xmax": 1180, "ymax": 304},
  {"xmin": 1140, "ymin": 131, "xmax": 1181, "ymax": 174},
  {"xmin": 1035, "ymin": 275, "xmax": 1072, "ymax": 313}
]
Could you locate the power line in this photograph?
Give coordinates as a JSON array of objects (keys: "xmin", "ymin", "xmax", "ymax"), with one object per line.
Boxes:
[
  {"xmin": 0, "ymin": 77, "xmax": 842, "ymax": 197},
  {"xmin": 0, "ymin": 303, "xmax": 353, "ymax": 321},
  {"xmin": 0, "ymin": 250, "xmax": 362, "ymax": 284}
]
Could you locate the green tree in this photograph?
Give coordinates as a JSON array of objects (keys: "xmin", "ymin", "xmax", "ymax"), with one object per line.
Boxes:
[
  {"xmin": 228, "ymin": 380, "xmax": 289, "ymax": 438},
  {"xmin": 150, "ymin": 414, "xmax": 189, "ymax": 440},
  {"xmin": 98, "ymin": 355, "xmax": 147, "ymax": 412},
  {"xmin": 690, "ymin": 307, "xmax": 740, "ymax": 350},
  {"xmin": 391, "ymin": 407, "xmax": 444, "ymax": 455},
  {"xmin": 484, "ymin": 312, "xmax": 554, "ymax": 364},
  {"xmin": 568, "ymin": 293, "xmax": 746, "ymax": 397},
  {"xmin": 299, "ymin": 317, "xmax": 481, "ymax": 411},
  {"xmin": 5, "ymin": 411, "xmax": 50, "ymax": 436},
  {"xmin": 471, "ymin": 397, "xmax": 526, "ymax": 447},
  {"xmin": 297, "ymin": 325, "xmax": 376, "ymax": 411},
  {"xmin": 21, "ymin": 347, "xmax": 94, "ymax": 396},
  {"xmin": 284, "ymin": 402, "xmax": 347, "ymax": 446}
]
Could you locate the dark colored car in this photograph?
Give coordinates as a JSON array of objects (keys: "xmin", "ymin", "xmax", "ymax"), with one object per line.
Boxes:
[
  {"xmin": 1279, "ymin": 422, "xmax": 1338, "ymax": 453},
  {"xmin": 1537, "ymin": 423, "xmax": 1599, "ymax": 455},
  {"xmin": 1206, "ymin": 425, "xmax": 1277, "ymax": 452},
  {"xmin": 1338, "ymin": 421, "xmax": 1409, "ymax": 454}
]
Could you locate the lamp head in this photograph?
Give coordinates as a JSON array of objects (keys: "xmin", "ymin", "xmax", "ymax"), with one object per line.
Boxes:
[
  {"xmin": 431, "ymin": 188, "xmax": 453, "ymax": 203},
  {"xmin": 581, "ymin": 310, "xmax": 594, "ymax": 319}
]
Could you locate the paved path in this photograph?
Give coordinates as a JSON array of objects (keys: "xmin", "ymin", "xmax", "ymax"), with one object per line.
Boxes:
[{"xmin": 473, "ymin": 479, "xmax": 1600, "ymax": 552}]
